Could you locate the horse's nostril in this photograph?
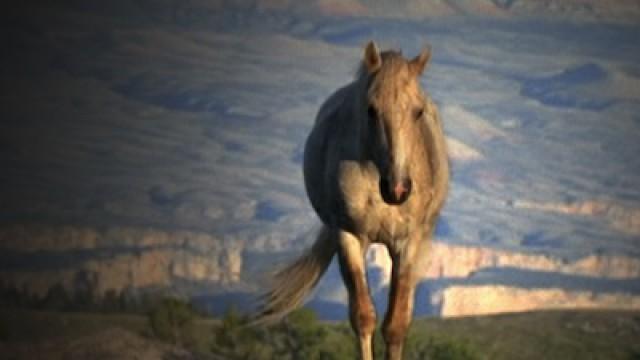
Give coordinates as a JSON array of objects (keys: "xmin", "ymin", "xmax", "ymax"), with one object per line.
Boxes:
[
  {"xmin": 393, "ymin": 183, "xmax": 404, "ymax": 199},
  {"xmin": 380, "ymin": 177, "xmax": 411, "ymax": 204},
  {"xmin": 394, "ymin": 178, "xmax": 411, "ymax": 200},
  {"xmin": 403, "ymin": 178, "xmax": 412, "ymax": 195}
]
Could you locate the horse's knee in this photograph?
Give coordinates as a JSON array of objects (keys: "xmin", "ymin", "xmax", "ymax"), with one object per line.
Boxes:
[
  {"xmin": 361, "ymin": 308, "xmax": 377, "ymax": 335},
  {"xmin": 382, "ymin": 319, "xmax": 409, "ymax": 346},
  {"xmin": 351, "ymin": 304, "xmax": 376, "ymax": 336}
]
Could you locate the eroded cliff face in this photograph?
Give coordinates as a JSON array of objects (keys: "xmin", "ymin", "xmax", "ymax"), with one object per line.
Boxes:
[
  {"xmin": 0, "ymin": 224, "xmax": 243, "ymax": 298},
  {"xmin": 513, "ymin": 199, "xmax": 640, "ymax": 236},
  {"xmin": 435, "ymin": 286, "xmax": 640, "ymax": 317},
  {"xmin": 367, "ymin": 242, "xmax": 640, "ymax": 316},
  {"xmin": 367, "ymin": 242, "xmax": 640, "ymax": 286},
  {"xmin": 3, "ymin": 223, "xmax": 639, "ymax": 317}
]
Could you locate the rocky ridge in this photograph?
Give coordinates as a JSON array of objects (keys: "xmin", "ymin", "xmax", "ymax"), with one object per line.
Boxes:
[
  {"xmin": 3, "ymin": 223, "xmax": 639, "ymax": 319},
  {"xmin": 513, "ymin": 199, "xmax": 640, "ymax": 236},
  {"xmin": 368, "ymin": 242, "xmax": 640, "ymax": 286},
  {"xmin": 367, "ymin": 242, "xmax": 640, "ymax": 316},
  {"xmin": 0, "ymin": 224, "xmax": 243, "ymax": 298},
  {"xmin": 435, "ymin": 286, "xmax": 640, "ymax": 317}
]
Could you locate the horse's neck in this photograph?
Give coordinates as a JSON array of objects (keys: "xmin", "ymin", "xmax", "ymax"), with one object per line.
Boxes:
[{"xmin": 335, "ymin": 81, "xmax": 370, "ymax": 161}]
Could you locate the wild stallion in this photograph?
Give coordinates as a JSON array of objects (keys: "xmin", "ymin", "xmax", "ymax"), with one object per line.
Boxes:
[{"xmin": 257, "ymin": 41, "xmax": 449, "ymax": 360}]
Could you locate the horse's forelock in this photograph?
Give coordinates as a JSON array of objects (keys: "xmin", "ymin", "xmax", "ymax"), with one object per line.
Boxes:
[
  {"xmin": 355, "ymin": 50, "xmax": 404, "ymax": 80},
  {"xmin": 363, "ymin": 51, "xmax": 420, "ymax": 108}
]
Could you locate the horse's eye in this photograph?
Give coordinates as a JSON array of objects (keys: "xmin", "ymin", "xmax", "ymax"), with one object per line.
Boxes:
[
  {"xmin": 367, "ymin": 105, "xmax": 377, "ymax": 119},
  {"xmin": 413, "ymin": 107, "xmax": 424, "ymax": 120}
]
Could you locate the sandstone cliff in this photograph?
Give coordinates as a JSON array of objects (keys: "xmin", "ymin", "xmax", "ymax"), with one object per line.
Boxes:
[
  {"xmin": 435, "ymin": 285, "xmax": 640, "ymax": 317},
  {"xmin": 0, "ymin": 224, "xmax": 243, "ymax": 298},
  {"xmin": 3, "ymin": 223, "xmax": 639, "ymax": 318},
  {"xmin": 513, "ymin": 199, "xmax": 640, "ymax": 236},
  {"xmin": 367, "ymin": 241, "xmax": 640, "ymax": 287},
  {"xmin": 367, "ymin": 242, "xmax": 640, "ymax": 317}
]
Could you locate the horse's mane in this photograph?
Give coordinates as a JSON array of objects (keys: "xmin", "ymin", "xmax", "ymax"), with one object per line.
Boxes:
[{"xmin": 354, "ymin": 49, "xmax": 403, "ymax": 80}]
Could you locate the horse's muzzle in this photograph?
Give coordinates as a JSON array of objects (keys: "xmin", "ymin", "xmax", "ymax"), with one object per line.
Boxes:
[{"xmin": 380, "ymin": 177, "xmax": 412, "ymax": 205}]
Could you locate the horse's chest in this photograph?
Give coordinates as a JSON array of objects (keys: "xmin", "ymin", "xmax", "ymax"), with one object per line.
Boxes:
[{"xmin": 337, "ymin": 161, "xmax": 413, "ymax": 242}]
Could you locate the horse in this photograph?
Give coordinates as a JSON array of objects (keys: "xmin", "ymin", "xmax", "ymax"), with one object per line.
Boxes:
[{"xmin": 256, "ymin": 41, "xmax": 450, "ymax": 360}]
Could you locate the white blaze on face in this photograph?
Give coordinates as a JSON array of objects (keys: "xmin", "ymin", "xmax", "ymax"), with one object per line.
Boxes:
[
  {"xmin": 389, "ymin": 101, "xmax": 413, "ymax": 177},
  {"xmin": 366, "ymin": 50, "xmax": 426, "ymax": 189}
]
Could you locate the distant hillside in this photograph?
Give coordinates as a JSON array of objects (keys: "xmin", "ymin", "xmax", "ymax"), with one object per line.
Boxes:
[
  {"xmin": 160, "ymin": 0, "xmax": 640, "ymax": 23},
  {"xmin": 199, "ymin": 0, "xmax": 640, "ymax": 23}
]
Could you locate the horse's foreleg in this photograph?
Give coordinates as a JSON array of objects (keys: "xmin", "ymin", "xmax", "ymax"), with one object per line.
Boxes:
[
  {"xmin": 382, "ymin": 240, "xmax": 422, "ymax": 360},
  {"xmin": 337, "ymin": 230, "xmax": 376, "ymax": 360}
]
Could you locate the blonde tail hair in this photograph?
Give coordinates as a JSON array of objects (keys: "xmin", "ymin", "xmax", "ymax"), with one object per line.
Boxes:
[{"xmin": 253, "ymin": 226, "xmax": 336, "ymax": 324}]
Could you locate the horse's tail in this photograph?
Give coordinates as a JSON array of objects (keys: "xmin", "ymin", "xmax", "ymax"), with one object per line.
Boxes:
[{"xmin": 252, "ymin": 226, "xmax": 336, "ymax": 325}]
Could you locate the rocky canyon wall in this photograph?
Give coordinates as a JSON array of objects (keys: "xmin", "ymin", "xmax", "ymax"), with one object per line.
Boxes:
[
  {"xmin": 435, "ymin": 286, "xmax": 640, "ymax": 317},
  {"xmin": 0, "ymin": 224, "xmax": 243, "ymax": 298},
  {"xmin": 367, "ymin": 242, "xmax": 640, "ymax": 285}
]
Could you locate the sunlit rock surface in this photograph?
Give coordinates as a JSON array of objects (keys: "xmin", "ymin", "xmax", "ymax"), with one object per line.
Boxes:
[
  {"xmin": 367, "ymin": 242, "xmax": 640, "ymax": 285},
  {"xmin": 436, "ymin": 286, "xmax": 640, "ymax": 317},
  {"xmin": 0, "ymin": 224, "xmax": 243, "ymax": 298}
]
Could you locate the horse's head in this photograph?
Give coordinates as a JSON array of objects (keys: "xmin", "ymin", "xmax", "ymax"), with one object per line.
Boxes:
[{"xmin": 360, "ymin": 41, "xmax": 431, "ymax": 205}]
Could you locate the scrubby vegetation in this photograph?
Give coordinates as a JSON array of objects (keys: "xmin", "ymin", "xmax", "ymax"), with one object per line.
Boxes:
[
  {"xmin": 1, "ymin": 301, "xmax": 639, "ymax": 359},
  {"xmin": 0, "ymin": 281, "xmax": 182, "ymax": 314},
  {"xmin": 211, "ymin": 307, "xmax": 356, "ymax": 359},
  {"xmin": 404, "ymin": 334, "xmax": 480, "ymax": 360},
  {"xmin": 204, "ymin": 305, "xmax": 482, "ymax": 360},
  {"xmin": 148, "ymin": 297, "xmax": 198, "ymax": 347}
]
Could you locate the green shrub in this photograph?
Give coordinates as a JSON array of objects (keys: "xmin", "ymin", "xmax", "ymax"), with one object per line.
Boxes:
[
  {"xmin": 212, "ymin": 306, "xmax": 245, "ymax": 354},
  {"xmin": 40, "ymin": 283, "xmax": 72, "ymax": 311},
  {"xmin": 147, "ymin": 297, "xmax": 197, "ymax": 346},
  {"xmin": 279, "ymin": 308, "xmax": 329, "ymax": 360},
  {"xmin": 430, "ymin": 339, "xmax": 480, "ymax": 360},
  {"xmin": 209, "ymin": 307, "xmax": 482, "ymax": 360},
  {"xmin": 407, "ymin": 335, "xmax": 481, "ymax": 360},
  {"xmin": 628, "ymin": 349, "xmax": 640, "ymax": 360},
  {"xmin": 211, "ymin": 307, "xmax": 356, "ymax": 360}
]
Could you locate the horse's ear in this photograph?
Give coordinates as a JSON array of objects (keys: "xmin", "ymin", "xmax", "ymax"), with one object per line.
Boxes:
[
  {"xmin": 363, "ymin": 41, "xmax": 382, "ymax": 73},
  {"xmin": 410, "ymin": 45, "xmax": 431, "ymax": 76}
]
